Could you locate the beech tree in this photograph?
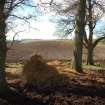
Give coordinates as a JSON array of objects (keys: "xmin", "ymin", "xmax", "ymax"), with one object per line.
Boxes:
[
  {"xmin": 0, "ymin": 0, "xmax": 37, "ymax": 94},
  {"xmin": 83, "ymin": 0, "xmax": 105, "ymax": 65},
  {"xmin": 33, "ymin": 0, "xmax": 105, "ymax": 70},
  {"xmin": 72, "ymin": 0, "xmax": 86, "ymax": 72},
  {"xmin": 0, "ymin": 0, "xmax": 8, "ymax": 94},
  {"xmin": 55, "ymin": 0, "xmax": 105, "ymax": 66},
  {"xmin": 40, "ymin": 0, "xmax": 86, "ymax": 72}
]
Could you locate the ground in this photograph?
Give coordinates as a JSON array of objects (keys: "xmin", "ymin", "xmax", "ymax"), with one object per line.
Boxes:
[
  {"xmin": 3, "ymin": 60, "xmax": 105, "ymax": 105},
  {"xmin": 1, "ymin": 40, "xmax": 105, "ymax": 105}
]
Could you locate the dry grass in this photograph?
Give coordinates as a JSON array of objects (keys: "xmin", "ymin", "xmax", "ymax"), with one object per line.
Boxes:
[
  {"xmin": 22, "ymin": 55, "xmax": 71, "ymax": 86},
  {"xmin": 6, "ymin": 63, "xmax": 23, "ymax": 80},
  {"xmin": 5, "ymin": 61, "xmax": 105, "ymax": 105},
  {"xmin": 6, "ymin": 59, "xmax": 105, "ymax": 88}
]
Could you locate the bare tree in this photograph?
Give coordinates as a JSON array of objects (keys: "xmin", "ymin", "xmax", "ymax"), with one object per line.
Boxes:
[
  {"xmin": 72, "ymin": 0, "xmax": 86, "ymax": 72},
  {"xmin": 0, "ymin": 0, "xmax": 37, "ymax": 94},
  {"xmin": 39, "ymin": 0, "xmax": 86, "ymax": 72},
  {"xmin": 0, "ymin": 0, "xmax": 8, "ymax": 94},
  {"xmin": 54, "ymin": 16, "xmax": 75, "ymax": 38},
  {"xmin": 83, "ymin": 0, "xmax": 105, "ymax": 65},
  {"xmin": 55, "ymin": 0, "xmax": 105, "ymax": 65}
]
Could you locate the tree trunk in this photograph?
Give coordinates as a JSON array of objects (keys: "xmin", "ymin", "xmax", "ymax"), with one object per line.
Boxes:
[
  {"xmin": 73, "ymin": 35, "xmax": 83, "ymax": 72},
  {"xmin": 72, "ymin": 0, "xmax": 86, "ymax": 72},
  {"xmin": 86, "ymin": 0, "xmax": 94, "ymax": 65},
  {"xmin": 86, "ymin": 36, "xmax": 105, "ymax": 65},
  {"xmin": 0, "ymin": 1, "xmax": 9, "ymax": 94},
  {"xmin": 87, "ymin": 47, "xmax": 94, "ymax": 65}
]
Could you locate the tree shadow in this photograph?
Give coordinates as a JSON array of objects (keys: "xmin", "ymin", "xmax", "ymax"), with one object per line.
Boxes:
[
  {"xmin": 0, "ymin": 89, "xmax": 46, "ymax": 105},
  {"xmin": 21, "ymin": 63, "xmax": 105, "ymax": 98}
]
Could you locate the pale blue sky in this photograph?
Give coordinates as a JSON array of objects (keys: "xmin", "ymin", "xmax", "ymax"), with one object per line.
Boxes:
[
  {"xmin": 6, "ymin": 14, "xmax": 58, "ymax": 40},
  {"xmin": 6, "ymin": 0, "xmax": 105, "ymax": 40},
  {"xmin": 6, "ymin": 0, "xmax": 59, "ymax": 40}
]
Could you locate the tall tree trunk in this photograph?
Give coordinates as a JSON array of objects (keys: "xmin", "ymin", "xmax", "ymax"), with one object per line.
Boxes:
[
  {"xmin": 87, "ymin": 47, "xmax": 94, "ymax": 65},
  {"xmin": 72, "ymin": 0, "xmax": 86, "ymax": 72},
  {"xmin": 87, "ymin": 0, "xmax": 94, "ymax": 65},
  {"xmin": 0, "ymin": 0, "xmax": 9, "ymax": 94}
]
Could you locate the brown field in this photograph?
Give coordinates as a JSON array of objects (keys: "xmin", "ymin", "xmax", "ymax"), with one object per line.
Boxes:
[
  {"xmin": 7, "ymin": 40, "xmax": 73, "ymax": 63},
  {"xmin": 7, "ymin": 40, "xmax": 105, "ymax": 65}
]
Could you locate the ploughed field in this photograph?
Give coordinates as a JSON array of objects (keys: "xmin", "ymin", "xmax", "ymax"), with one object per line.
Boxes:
[
  {"xmin": 7, "ymin": 40, "xmax": 73, "ymax": 63},
  {"xmin": 6, "ymin": 40, "xmax": 105, "ymax": 65}
]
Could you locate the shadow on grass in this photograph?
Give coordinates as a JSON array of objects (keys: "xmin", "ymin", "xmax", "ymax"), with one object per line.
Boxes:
[
  {"xmin": 0, "ymin": 89, "xmax": 46, "ymax": 105},
  {"xmin": 20, "ymin": 64, "xmax": 105, "ymax": 98}
]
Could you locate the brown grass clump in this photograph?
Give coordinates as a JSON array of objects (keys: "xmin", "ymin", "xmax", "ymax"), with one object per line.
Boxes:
[{"xmin": 22, "ymin": 54, "xmax": 70, "ymax": 86}]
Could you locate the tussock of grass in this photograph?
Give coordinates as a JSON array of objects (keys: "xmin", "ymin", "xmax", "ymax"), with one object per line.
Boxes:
[
  {"xmin": 83, "ymin": 64, "xmax": 105, "ymax": 71},
  {"xmin": 22, "ymin": 55, "xmax": 71, "ymax": 86}
]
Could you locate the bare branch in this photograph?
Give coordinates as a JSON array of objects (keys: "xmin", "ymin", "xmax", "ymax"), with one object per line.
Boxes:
[
  {"xmin": 83, "ymin": 30, "xmax": 89, "ymax": 48},
  {"xmin": 5, "ymin": 0, "xmax": 25, "ymax": 19},
  {"xmin": 7, "ymin": 28, "xmax": 25, "ymax": 50},
  {"xmin": 93, "ymin": 36, "xmax": 105, "ymax": 49},
  {"xmin": 83, "ymin": 41, "xmax": 88, "ymax": 49},
  {"xmin": 94, "ymin": 1, "xmax": 105, "ymax": 13}
]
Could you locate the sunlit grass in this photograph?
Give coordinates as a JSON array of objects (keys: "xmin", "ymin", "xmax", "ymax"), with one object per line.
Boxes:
[
  {"xmin": 83, "ymin": 64, "xmax": 105, "ymax": 71},
  {"xmin": 20, "ymin": 39, "xmax": 74, "ymax": 44},
  {"xmin": 6, "ymin": 60, "xmax": 105, "ymax": 87}
]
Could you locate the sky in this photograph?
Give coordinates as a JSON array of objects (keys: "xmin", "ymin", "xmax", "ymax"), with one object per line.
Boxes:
[
  {"xmin": 6, "ymin": 0, "xmax": 75, "ymax": 40},
  {"xmin": 6, "ymin": 14, "xmax": 57, "ymax": 40},
  {"xmin": 6, "ymin": 0, "xmax": 105, "ymax": 40},
  {"xmin": 6, "ymin": 0, "xmax": 59, "ymax": 40}
]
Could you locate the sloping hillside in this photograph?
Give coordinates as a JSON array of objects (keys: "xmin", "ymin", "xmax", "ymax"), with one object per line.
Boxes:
[
  {"xmin": 7, "ymin": 40, "xmax": 73, "ymax": 63},
  {"xmin": 6, "ymin": 39, "xmax": 105, "ymax": 63}
]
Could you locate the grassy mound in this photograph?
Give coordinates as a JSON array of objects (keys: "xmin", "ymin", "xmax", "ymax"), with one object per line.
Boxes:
[{"xmin": 22, "ymin": 54, "xmax": 70, "ymax": 86}]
